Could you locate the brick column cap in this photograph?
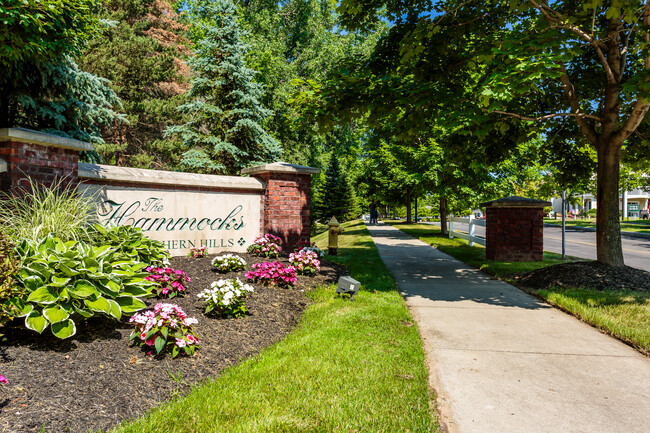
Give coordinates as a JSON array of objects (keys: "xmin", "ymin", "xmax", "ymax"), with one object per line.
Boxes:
[
  {"xmin": 241, "ymin": 161, "xmax": 320, "ymax": 176},
  {"xmin": 0, "ymin": 128, "xmax": 94, "ymax": 152},
  {"xmin": 79, "ymin": 162, "xmax": 265, "ymax": 191},
  {"xmin": 480, "ymin": 196, "xmax": 551, "ymax": 208}
]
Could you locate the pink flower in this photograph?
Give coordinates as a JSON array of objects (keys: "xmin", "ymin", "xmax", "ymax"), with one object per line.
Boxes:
[
  {"xmin": 0, "ymin": 375, "xmax": 7, "ymax": 384},
  {"xmin": 145, "ymin": 337, "xmax": 156, "ymax": 346},
  {"xmin": 187, "ymin": 334, "xmax": 199, "ymax": 344},
  {"xmin": 175, "ymin": 338, "xmax": 187, "ymax": 348}
]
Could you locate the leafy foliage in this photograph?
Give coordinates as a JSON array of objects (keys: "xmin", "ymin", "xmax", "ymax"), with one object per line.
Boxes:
[
  {"xmin": 87, "ymin": 224, "xmax": 169, "ymax": 266},
  {"xmin": 0, "ymin": 0, "xmax": 101, "ymax": 68},
  {"xmin": 166, "ymin": 0, "xmax": 281, "ymax": 174},
  {"xmin": 0, "ymin": 233, "xmax": 22, "ymax": 325},
  {"xmin": 10, "ymin": 236, "xmax": 153, "ymax": 339}
]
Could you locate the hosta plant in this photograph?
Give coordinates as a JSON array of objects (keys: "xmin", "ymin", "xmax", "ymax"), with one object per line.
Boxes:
[
  {"xmin": 88, "ymin": 224, "xmax": 170, "ymax": 266},
  {"xmin": 130, "ymin": 303, "xmax": 199, "ymax": 358},
  {"xmin": 247, "ymin": 234, "xmax": 282, "ymax": 258},
  {"xmin": 289, "ymin": 250, "xmax": 321, "ymax": 275},
  {"xmin": 197, "ymin": 278, "xmax": 254, "ymax": 317},
  {"xmin": 211, "ymin": 254, "xmax": 246, "ymax": 273},
  {"xmin": 10, "ymin": 235, "xmax": 153, "ymax": 339},
  {"xmin": 245, "ymin": 261, "xmax": 297, "ymax": 288},
  {"xmin": 187, "ymin": 246, "xmax": 207, "ymax": 258},
  {"xmin": 145, "ymin": 267, "xmax": 190, "ymax": 299}
]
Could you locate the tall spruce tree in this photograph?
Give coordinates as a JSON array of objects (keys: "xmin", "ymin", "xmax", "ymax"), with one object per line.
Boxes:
[
  {"xmin": 314, "ymin": 153, "xmax": 359, "ymax": 221},
  {"xmin": 166, "ymin": 0, "xmax": 281, "ymax": 175}
]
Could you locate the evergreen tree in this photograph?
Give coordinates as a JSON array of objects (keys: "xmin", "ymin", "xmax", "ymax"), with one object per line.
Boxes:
[
  {"xmin": 0, "ymin": 1, "xmax": 122, "ymax": 144},
  {"xmin": 0, "ymin": 55, "xmax": 123, "ymax": 147},
  {"xmin": 79, "ymin": 0, "xmax": 191, "ymax": 169},
  {"xmin": 314, "ymin": 153, "xmax": 359, "ymax": 222},
  {"xmin": 167, "ymin": 0, "xmax": 281, "ymax": 175}
]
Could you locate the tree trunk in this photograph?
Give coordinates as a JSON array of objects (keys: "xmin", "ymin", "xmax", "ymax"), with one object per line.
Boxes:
[
  {"xmin": 415, "ymin": 197, "xmax": 418, "ymax": 223},
  {"xmin": 0, "ymin": 95, "xmax": 8, "ymax": 127},
  {"xmin": 406, "ymin": 189, "xmax": 412, "ymax": 223},
  {"xmin": 596, "ymin": 141, "xmax": 624, "ymax": 266},
  {"xmin": 440, "ymin": 197, "xmax": 448, "ymax": 236}
]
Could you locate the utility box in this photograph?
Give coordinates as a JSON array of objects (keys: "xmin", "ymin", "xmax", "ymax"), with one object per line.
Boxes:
[
  {"xmin": 480, "ymin": 196, "xmax": 551, "ymax": 262},
  {"xmin": 336, "ymin": 276, "xmax": 361, "ymax": 300}
]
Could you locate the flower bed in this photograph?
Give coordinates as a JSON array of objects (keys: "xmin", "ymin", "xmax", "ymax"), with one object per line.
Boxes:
[{"xmin": 0, "ymin": 252, "xmax": 346, "ymax": 433}]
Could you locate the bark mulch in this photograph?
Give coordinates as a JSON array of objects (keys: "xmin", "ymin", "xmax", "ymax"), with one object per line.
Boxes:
[
  {"xmin": 0, "ymin": 253, "xmax": 346, "ymax": 433},
  {"xmin": 514, "ymin": 260, "xmax": 650, "ymax": 292}
]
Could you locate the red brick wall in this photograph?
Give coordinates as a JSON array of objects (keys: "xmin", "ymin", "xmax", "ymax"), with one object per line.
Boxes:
[
  {"xmin": 253, "ymin": 172, "xmax": 312, "ymax": 250},
  {"xmin": 0, "ymin": 141, "xmax": 79, "ymax": 193},
  {"xmin": 485, "ymin": 206, "xmax": 544, "ymax": 261}
]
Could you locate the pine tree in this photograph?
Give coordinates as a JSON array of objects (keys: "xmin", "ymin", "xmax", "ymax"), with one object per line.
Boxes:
[
  {"xmin": 79, "ymin": 0, "xmax": 191, "ymax": 169},
  {"xmin": 166, "ymin": 0, "xmax": 281, "ymax": 175},
  {"xmin": 314, "ymin": 154, "xmax": 358, "ymax": 222}
]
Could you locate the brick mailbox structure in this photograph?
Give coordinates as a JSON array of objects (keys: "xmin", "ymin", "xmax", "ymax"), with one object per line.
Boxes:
[{"xmin": 481, "ymin": 196, "xmax": 551, "ymax": 262}]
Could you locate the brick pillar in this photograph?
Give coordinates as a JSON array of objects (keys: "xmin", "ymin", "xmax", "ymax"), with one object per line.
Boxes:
[
  {"xmin": 481, "ymin": 196, "xmax": 550, "ymax": 262},
  {"xmin": 0, "ymin": 128, "xmax": 93, "ymax": 194},
  {"xmin": 242, "ymin": 162, "xmax": 320, "ymax": 252}
]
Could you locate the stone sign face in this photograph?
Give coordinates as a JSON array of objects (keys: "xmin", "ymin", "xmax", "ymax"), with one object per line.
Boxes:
[{"xmin": 81, "ymin": 185, "xmax": 261, "ymax": 256}]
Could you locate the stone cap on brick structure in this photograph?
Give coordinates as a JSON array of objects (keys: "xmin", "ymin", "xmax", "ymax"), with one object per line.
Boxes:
[
  {"xmin": 480, "ymin": 196, "xmax": 551, "ymax": 207},
  {"xmin": 0, "ymin": 127, "xmax": 94, "ymax": 152},
  {"xmin": 240, "ymin": 161, "xmax": 320, "ymax": 175},
  {"xmin": 79, "ymin": 162, "xmax": 265, "ymax": 190}
]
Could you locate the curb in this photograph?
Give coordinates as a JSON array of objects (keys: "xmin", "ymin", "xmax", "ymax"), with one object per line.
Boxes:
[{"xmin": 544, "ymin": 223, "xmax": 650, "ymax": 240}]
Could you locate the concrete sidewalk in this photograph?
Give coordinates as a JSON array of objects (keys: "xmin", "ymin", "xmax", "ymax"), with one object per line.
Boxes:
[{"xmin": 366, "ymin": 223, "xmax": 650, "ymax": 433}]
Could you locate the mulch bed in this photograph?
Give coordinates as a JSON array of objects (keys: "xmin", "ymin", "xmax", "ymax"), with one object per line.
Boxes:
[
  {"xmin": 0, "ymin": 253, "xmax": 346, "ymax": 433},
  {"xmin": 514, "ymin": 261, "xmax": 650, "ymax": 292}
]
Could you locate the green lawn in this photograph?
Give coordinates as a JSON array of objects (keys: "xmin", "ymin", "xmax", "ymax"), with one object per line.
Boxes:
[
  {"xmin": 387, "ymin": 221, "xmax": 650, "ymax": 355},
  {"xmin": 111, "ymin": 220, "xmax": 438, "ymax": 433},
  {"xmin": 544, "ymin": 217, "xmax": 650, "ymax": 234}
]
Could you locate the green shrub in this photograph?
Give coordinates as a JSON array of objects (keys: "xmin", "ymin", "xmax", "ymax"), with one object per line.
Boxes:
[
  {"xmin": 0, "ymin": 232, "xmax": 23, "ymax": 325},
  {"xmin": 588, "ymin": 208, "xmax": 597, "ymax": 217},
  {"xmin": 88, "ymin": 224, "xmax": 169, "ymax": 265},
  {"xmin": 0, "ymin": 176, "xmax": 97, "ymax": 243},
  {"xmin": 9, "ymin": 235, "xmax": 154, "ymax": 339}
]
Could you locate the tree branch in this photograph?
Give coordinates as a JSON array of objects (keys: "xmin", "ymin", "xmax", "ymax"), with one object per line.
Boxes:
[
  {"xmin": 528, "ymin": 0, "xmax": 617, "ymax": 84},
  {"xmin": 488, "ymin": 110, "xmax": 601, "ymax": 122},
  {"xmin": 556, "ymin": 63, "xmax": 599, "ymax": 144},
  {"xmin": 615, "ymin": 2, "xmax": 650, "ymax": 142}
]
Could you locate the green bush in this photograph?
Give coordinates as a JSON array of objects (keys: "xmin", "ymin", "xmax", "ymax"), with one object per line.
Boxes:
[
  {"xmin": 88, "ymin": 224, "xmax": 169, "ymax": 265},
  {"xmin": 9, "ymin": 235, "xmax": 154, "ymax": 339},
  {"xmin": 588, "ymin": 208, "xmax": 597, "ymax": 217},
  {"xmin": 0, "ymin": 176, "xmax": 97, "ymax": 243},
  {"xmin": 0, "ymin": 232, "xmax": 23, "ymax": 325}
]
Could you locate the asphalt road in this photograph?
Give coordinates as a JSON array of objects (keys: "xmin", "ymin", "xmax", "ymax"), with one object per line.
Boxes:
[
  {"xmin": 425, "ymin": 221, "xmax": 650, "ymax": 272},
  {"xmin": 542, "ymin": 225, "xmax": 650, "ymax": 272}
]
